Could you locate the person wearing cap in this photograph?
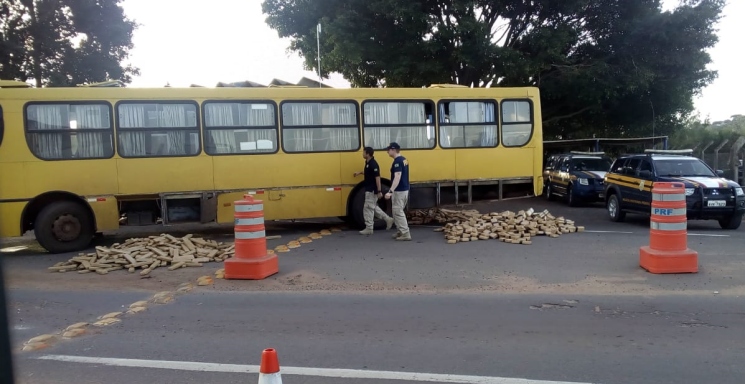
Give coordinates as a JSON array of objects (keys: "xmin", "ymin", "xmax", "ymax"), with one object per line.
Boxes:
[
  {"xmin": 384, "ymin": 142, "xmax": 411, "ymax": 241},
  {"xmin": 354, "ymin": 146, "xmax": 394, "ymax": 235}
]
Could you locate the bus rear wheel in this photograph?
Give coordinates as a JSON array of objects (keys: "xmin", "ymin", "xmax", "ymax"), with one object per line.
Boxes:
[
  {"xmin": 351, "ymin": 189, "xmax": 391, "ymax": 230},
  {"xmin": 34, "ymin": 201, "xmax": 94, "ymax": 254}
]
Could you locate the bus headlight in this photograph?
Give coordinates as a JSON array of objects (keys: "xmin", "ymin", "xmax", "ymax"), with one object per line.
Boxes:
[
  {"xmin": 578, "ymin": 178, "xmax": 589, "ymax": 185},
  {"xmin": 735, "ymin": 187, "xmax": 744, "ymax": 196},
  {"xmin": 685, "ymin": 188, "xmax": 695, "ymax": 196}
]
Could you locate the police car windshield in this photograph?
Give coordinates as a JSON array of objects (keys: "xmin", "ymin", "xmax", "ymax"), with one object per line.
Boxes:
[
  {"xmin": 654, "ymin": 159, "xmax": 716, "ymax": 177},
  {"xmin": 569, "ymin": 158, "xmax": 611, "ymax": 172}
]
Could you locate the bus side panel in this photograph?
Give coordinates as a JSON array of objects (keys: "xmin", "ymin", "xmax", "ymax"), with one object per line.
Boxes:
[
  {"xmin": 216, "ymin": 188, "xmax": 344, "ymax": 223},
  {"xmin": 0, "ymin": 202, "xmax": 25, "ymax": 237},
  {"xmin": 454, "ymin": 148, "xmax": 534, "ymax": 179},
  {"xmin": 213, "ymin": 153, "xmax": 343, "ymax": 189},
  {"xmin": 339, "ymin": 151, "xmax": 363, "ymax": 212},
  {"xmin": 398, "ymin": 150, "xmax": 456, "ymax": 183},
  {"xmin": 87, "ymin": 197, "xmax": 120, "ymax": 232},
  {"xmin": 0, "ymin": 162, "xmax": 25, "ymax": 200},
  {"xmin": 213, "ymin": 152, "xmax": 343, "ymax": 220},
  {"xmin": 117, "ymin": 157, "xmax": 214, "ymax": 195},
  {"xmin": 212, "ymin": 155, "xmax": 277, "ymax": 191},
  {"xmin": 24, "ymin": 160, "xmax": 119, "ymax": 197}
]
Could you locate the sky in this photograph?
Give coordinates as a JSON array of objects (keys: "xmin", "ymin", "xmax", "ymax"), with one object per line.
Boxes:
[{"xmin": 121, "ymin": 0, "xmax": 743, "ymax": 122}]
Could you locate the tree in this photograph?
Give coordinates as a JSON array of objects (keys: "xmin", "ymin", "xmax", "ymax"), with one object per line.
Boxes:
[
  {"xmin": 0, "ymin": 0, "xmax": 139, "ymax": 87},
  {"xmin": 262, "ymin": 0, "xmax": 724, "ymax": 139}
]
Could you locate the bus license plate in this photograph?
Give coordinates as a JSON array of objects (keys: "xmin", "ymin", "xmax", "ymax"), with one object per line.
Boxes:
[{"xmin": 707, "ymin": 200, "xmax": 726, "ymax": 207}]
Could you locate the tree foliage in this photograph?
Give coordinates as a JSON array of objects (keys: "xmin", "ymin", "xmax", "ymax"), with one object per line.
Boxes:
[
  {"xmin": 670, "ymin": 114, "xmax": 745, "ymax": 151},
  {"xmin": 0, "ymin": 0, "xmax": 139, "ymax": 87},
  {"xmin": 262, "ymin": 0, "xmax": 724, "ymax": 139}
]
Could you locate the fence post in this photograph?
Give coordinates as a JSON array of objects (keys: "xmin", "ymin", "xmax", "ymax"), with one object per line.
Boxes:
[
  {"xmin": 699, "ymin": 140, "xmax": 714, "ymax": 160},
  {"xmin": 713, "ymin": 139, "xmax": 729, "ymax": 171},
  {"xmin": 728, "ymin": 136, "xmax": 745, "ymax": 182}
]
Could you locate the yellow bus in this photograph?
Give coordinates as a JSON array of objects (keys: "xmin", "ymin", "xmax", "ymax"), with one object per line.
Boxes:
[{"xmin": 0, "ymin": 80, "xmax": 543, "ymax": 253}]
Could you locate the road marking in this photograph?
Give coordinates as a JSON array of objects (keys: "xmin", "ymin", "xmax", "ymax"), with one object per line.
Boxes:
[
  {"xmin": 0, "ymin": 245, "xmax": 28, "ymax": 253},
  {"xmin": 583, "ymin": 230, "xmax": 634, "ymax": 234},
  {"xmin": 584, "ymin": 230, "xmax": 729, "ymax": 237},
  {"xmin": 37, "ymin": 355, "xmax": 595, "ymax": 384}
]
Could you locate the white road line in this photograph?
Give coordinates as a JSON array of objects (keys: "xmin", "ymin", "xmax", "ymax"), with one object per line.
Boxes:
[
  {"xmin": 583, "ymin": 230, "xmax": 634, "ymax": 234},
  {"xmin": 584, "ymin": 230, "xmax": 729, "ymax": 238},
  {"xmin": 37, "ymin": 355, "xmax": 595, "ymax": 384}
]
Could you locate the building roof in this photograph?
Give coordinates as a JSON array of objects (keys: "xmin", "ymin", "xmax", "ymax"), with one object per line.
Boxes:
[{"xmin": 214, "ymin": 77, "xmax": 332, "ymax": 88}]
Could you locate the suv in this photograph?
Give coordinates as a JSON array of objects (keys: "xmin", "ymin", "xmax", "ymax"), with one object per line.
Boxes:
[
  {"xmin": 544, "ymin": 151, "xmax": 613, "ymax": 206},
  {"xmin": 603, "ymin": 149, "xmax": 745, "ymax": 229}
]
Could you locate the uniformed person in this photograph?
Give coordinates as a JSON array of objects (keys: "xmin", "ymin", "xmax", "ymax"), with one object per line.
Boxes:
[
  {"xmin": 384, "ymin": 142, "xmax": 411, "ymax": 241},
  {"xmin": 354, "ymin": 146, "xmax": 394, "ymax": 235}
]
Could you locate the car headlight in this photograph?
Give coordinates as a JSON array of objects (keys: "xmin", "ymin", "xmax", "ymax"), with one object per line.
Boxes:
[
  {"xmin": 685, "ymin": 188, "xmax": 695, "ymax": 196},
  {"xmin": 578, "ymin": 178, "xmax": 589, "ymax": 185},
  {"xmin": 736, "ymin": 187, "xmax": 744, "ymax": 197}
]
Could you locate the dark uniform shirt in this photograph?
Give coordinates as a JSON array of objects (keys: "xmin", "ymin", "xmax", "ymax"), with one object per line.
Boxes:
[
  {"xmin": 364, "ymin": 157, "xmax": 381, "ymax": 193},
  {"xmin": 391, "ymin": 156, "xmax": 410, "ymax": 191}
]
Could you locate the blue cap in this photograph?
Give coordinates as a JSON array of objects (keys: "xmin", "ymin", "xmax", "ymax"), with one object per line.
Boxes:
[{"xmin": 386, "ymin": 142, "xmax": 401, "ymax": 150}]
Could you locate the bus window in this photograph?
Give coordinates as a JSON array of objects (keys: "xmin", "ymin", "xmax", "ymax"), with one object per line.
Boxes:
[
  {"xmin": 501, "ymin": 99, "xmax": 533, "ymax": 147},
  {"xmin": 438, "ymin": 100, "xmax": 498, "ymax": 148},
  {"xmin": 203, "ymin": 101, "xmax": 278, "ymax": 155},
  {"xmin": 280, "ymin": 101, "xmax": 360, "ymax": 153},
  {"xmin": 24, "ymin": 102, "xmax": 114, "ymax": 160},
  {"xmin": 362, "ymin": 100, "xmax": 436, "ymax": 150},
  {"xmin": 116, "ymin": 101, "xmax": 200, "ymax": 158}
]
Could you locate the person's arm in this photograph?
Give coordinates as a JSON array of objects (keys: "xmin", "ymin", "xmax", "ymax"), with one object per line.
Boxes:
[
  {"xmin": 375, "ymin": 176, "xmax": 383, "ymax": 195},
  {"xmin": 353, "ymin": 170, "xmax": 363, "ymax": 177},
  {"xmin": 386, "ymin": 172, "xmax": 401, "ymax": 199},
  {"xmin": 389, "ymin": 172, "xmax": 401, "ymax": 192}
]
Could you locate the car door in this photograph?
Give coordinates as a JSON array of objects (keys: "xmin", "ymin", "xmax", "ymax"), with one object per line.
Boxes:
[
  {"xmin": 556, "ymin": 157, "xmax": 571, "ymax": 196},
  {"xmin": 543, "ymin": 155, "xmax": 557, "ymax": 186},
  {"xmin": 621, "ymin": 158, "xmax": 644, "ymax": 212},
  {"xmin": 635, "ymin": 158, "xmax": 655, "ymax": 207}
]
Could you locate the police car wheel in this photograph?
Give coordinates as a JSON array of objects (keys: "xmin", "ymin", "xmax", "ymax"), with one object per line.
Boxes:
[
  {"xmin": 607, "ymin": 194, "xmax": 625, "ymax": 222},
  {"xmin": 718, "ymin": 214, "xmax": 742, "ymax": 230},
  {"xmin": 567, "ymin": 185, "xmax": 578, "ymax": 207},
  {"xmin": 544, "ymin": 184, "xmax": 554, "ymax": 201}
]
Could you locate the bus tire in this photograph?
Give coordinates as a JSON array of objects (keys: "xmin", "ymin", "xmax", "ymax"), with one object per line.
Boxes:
[
  {"xmin": 34, "ymin": 201, "xmax": 94, "ymax": 254},
  {"xmin": 350, "ymin": 189, "xmax": 390, "ymax": 230}
]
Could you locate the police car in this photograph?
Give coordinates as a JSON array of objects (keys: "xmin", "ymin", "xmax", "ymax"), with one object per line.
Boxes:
[
  {"xmin": 544, "ymin": 151, "xmax": 613, "ymax": 206},
  {"xmin": 603, "ymin": 149, "xmax": 745, "ymax": 229}
]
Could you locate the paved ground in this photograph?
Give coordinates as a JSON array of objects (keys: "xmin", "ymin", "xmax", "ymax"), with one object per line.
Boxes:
[
  {"xmin": 9, "ymin": 292, "xmax": 745, "ymax": 384},
  {"xmin": 2, "ymin": 197, "xmax": 744, "ymax": 383}
]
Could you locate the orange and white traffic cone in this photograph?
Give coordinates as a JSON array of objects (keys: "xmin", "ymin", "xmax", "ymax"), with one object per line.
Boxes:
[{"xmin": 258, "ymin": 348, "xmax": 282, "ymax": 384}]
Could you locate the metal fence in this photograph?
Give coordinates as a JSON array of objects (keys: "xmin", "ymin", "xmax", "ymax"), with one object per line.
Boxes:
[{"xmin": 691, "ymin": 137, "xmax": 745, "ymax": 186}]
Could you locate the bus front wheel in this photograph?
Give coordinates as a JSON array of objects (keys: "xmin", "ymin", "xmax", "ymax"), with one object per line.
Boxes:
[{"xmin": 34, "ymin": 201, "xmax": 94, "ymax": 254}]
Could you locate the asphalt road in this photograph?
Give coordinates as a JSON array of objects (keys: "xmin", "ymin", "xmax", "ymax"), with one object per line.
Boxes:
[
  {"xmin": 8, "ymin": 291, "xmax": 745, "ymax": 384},
  {"xmin": 3, "ymin": 197, "xmax": 744, "ymax": 384}
]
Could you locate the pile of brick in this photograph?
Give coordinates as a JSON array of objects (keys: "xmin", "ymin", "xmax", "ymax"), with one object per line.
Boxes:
[
  {"xmin": 411, "ymin": 208, "xmax": 584, "ymax": 244},
  {"xmin": 47, "ymin": 234, "xmax": 233, "ymax": 276}
]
